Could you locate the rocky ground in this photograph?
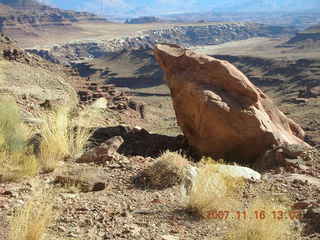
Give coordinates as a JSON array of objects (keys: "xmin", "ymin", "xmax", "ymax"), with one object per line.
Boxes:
[{"xmin": 0, "ymin": 126, "xmax": 320, "ymax": 240}]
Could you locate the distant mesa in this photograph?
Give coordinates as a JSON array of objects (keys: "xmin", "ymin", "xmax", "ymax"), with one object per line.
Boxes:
[
  {"xmin": 0, "ymin": 0, "xmax": 43, "ymax": 10},
  {"xmin": 286, "ymin": 24, "xmax": 320, "ymax": 46},
  {"xmin": 125, "ymin": 16, "xmax": 161, "ymax": 24},
  {"xmin": 0, "ymin": 0, "xmax": 108, "ymax": 42}
]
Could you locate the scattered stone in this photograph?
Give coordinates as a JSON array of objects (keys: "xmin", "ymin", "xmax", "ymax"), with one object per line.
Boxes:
[
  {"xmin": 54, "ymin": 167, "xmax": 106, "ymax": 192},
  {"xmin": 287, "ymin": 174, "xmax": 320, "ymax": 187},
  {"xmin": 254, "ymin": 144, "xmax": 311, "ymax": 170}
]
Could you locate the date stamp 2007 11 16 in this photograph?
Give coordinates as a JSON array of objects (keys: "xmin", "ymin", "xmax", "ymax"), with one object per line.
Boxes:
[{"xmin": 206, "ymin": 210, "xmax": 302, "ymax": 220}]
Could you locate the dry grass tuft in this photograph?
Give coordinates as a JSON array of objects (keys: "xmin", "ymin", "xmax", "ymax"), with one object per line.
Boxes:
[
  {"xmin": 38, "ymin": 106, "xmax": 92, "ymax": 172},
  {"xmin": 186, "ymin": 162, "xmax": 244, "ymax": 218},
  {"xmin": 0, "ymin": 97, "xmax": 95, "ymax": 179},
  {"xmin": 0, "ymin": 96, "xmax": 39, "ymax": 181},
  {"xmin": 9, "ymin": 187, "xmax": 55, "ymax": 240},
  {"xmin": 140, "ymin": 150, "xmax": 189, "ymax": 189},
  {"xmin": 0, "ymin": 96, "xmax": 30, "ymax": 152},
  {"xmin": 225, "ymin": 196, "xmax": 300, "ymax": 240},
  {"xmin": 0, "ymin": 151, "xmax": 38, "ymax": 182}
]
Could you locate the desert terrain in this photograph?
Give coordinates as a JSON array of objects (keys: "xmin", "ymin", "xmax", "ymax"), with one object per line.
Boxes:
[{"xmin": 0, "ymin": 1, "xmax": 320, "ymax": 240}]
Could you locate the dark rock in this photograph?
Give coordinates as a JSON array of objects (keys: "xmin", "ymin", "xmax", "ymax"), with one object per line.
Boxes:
[
  {"xmin": 26, "ymin": 133, "xmax": 42, "ymax": 156},
  {"xmin": 39, "ymin": 99, "xmax": 53, "ymax": 110}
]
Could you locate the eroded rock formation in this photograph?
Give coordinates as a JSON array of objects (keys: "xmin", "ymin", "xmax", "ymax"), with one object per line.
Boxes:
[{"xmin": 154, "ymin": 43, "xmax": 310, "ymax": 163}]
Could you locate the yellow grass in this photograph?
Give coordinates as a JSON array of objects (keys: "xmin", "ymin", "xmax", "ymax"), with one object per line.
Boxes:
[
  {"xmin": 186, "ymin": 163, "xmax": 244, "ymax": 218},
  {"xmin": 9, "ymin": 188, "xmax": 54, "ymax": 240},
  {"xmin": 143, "ymin": 150, "xmax": 189, "ymax": 188},
  {"xmin": 0, "ymin": 96, "xmax": 39, "ymax": 181},
  {"xmin": 38, "ymin": 106, "xmax": 92, "ymax": 171},
  {"xmin": 0, "ymin": 150, "xmax": 38, "ymax": 182},
  {"xmin": 225, "ymin": 196, "xmax": 300, "ymax": 240}
]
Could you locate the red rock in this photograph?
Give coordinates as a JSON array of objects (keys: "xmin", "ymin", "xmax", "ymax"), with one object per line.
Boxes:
[
  {"xmin": 76, "ymin": 136, "xmax": 124, "ymax": 164},
  {"xmin": 292, "ymin": 201, "xmax": 312, "ymax": 209},
  {"xmin": 154, "ymin": 44, "xmax": 310, "ymax": 163}
]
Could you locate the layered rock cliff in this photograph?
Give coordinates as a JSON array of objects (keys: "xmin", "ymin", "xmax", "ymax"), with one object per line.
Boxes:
[{"xmin": 29, "ymin": 22, "xmax": 296, "ymax": 64}]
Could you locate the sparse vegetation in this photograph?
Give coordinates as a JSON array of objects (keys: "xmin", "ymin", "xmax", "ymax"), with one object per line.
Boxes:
[
  {"xmin": 185, "ymin": 162, "xmax": 244, "ymax": 218},
  {"xmin": 8, "ymin": 187, "xmax": 55, "ymax": 240},
  {"xmin": 0, "ymin": 96, "xmax": 28, "ymax": 152},
  {"xmin": 140, "ymin": 150, "xmax": 189, "ymax": 188},
  {"xmin": 0, "ymin": 96, "xmax": 93, "ymax": 179},
  {"xmin": 225, "ymin": 196, "xmax": 300, "ymax": 240},
  {"xmin": 38, "ymin": 106, "xmax": 92, "ymax": 172},
  {"xmin": 0, "ymin": 96, "xmax": 39, "ymax": 182}
]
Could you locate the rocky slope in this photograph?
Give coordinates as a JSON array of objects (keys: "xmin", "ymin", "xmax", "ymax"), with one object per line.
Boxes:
[
  {"xmin": 28, "ymin": 22, "xmax": 296, "ymax": 64},
  {"xmin": 0, "ymin": 33, "xmax": 78, "ymax": 113}
]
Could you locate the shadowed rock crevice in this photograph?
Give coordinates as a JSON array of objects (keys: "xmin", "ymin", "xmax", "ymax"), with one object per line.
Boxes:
[{"xmin": 89, "ymin": 126, "xmax": 198, "ymax": 159}]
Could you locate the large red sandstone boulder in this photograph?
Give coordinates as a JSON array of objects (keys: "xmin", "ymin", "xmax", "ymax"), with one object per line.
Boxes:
[{"xmin": 154, "ymin": 44, "xmax": 310, "ymax": 163}]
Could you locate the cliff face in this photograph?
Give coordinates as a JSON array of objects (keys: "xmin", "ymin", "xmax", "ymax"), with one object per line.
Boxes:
[
  {"xmin": 125, "ymin": 16, "xmax": 161, "ymax": 24},
  {"xmin": 30, "ymin": 22, "xmax": 296, "ymax": 64}
]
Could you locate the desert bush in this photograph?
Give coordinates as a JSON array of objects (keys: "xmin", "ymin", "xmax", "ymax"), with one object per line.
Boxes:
[
  {"xmin": 139, "ymin": 150, "xmax": 189, "ymax": 189},
  {"xmin": 225, "ymin": 196, "xmax": 300, "ymax": 240},
  {"xmin": 185, "ymin": 162, "xmax": 244, "ymax": 218},
  {"xmin": 9, "ymin": 187, "xmax": 55, "ymax": 240}
]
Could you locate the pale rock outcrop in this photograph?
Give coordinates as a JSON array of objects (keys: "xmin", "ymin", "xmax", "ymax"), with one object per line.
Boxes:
[{"xmin": 154, "ymin": 43, "xmax": 310, "ymax": 163}]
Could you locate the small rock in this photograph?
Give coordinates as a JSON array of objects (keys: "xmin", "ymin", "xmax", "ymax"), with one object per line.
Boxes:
[
  {"xmin": 161, "ymin": 235, "xmax": 179, "ymax": 240},
  {"xmin": 54, "ymin": 167, "xmax": 106, "ymax": 192},
  {"xmin": 292, "ymin": 201, "xmax": 312, "ymax": 209},
  {"xmin": 76, "ymin": 136, "xmax": 124, "ymax": 164},
  {"xmin": 91, "ymin": 98, "xmax": 108, "ymax": 110}
]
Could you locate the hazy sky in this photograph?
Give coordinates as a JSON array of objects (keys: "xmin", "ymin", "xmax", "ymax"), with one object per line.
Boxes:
[{"xmin": 46, "ymin": 0, "xmax": 320, "ymax": 16}]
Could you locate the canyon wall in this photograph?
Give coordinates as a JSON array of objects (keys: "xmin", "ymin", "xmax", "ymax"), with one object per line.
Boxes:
[{"xmin": 28, "ymin": 22, "xmax": 296, "ymax": 63}]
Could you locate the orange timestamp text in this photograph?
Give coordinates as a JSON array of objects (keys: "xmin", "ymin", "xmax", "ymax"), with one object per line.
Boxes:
[{"xmin": 206, "ymin": 210, "xmax": 302, "ymax": 220}]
